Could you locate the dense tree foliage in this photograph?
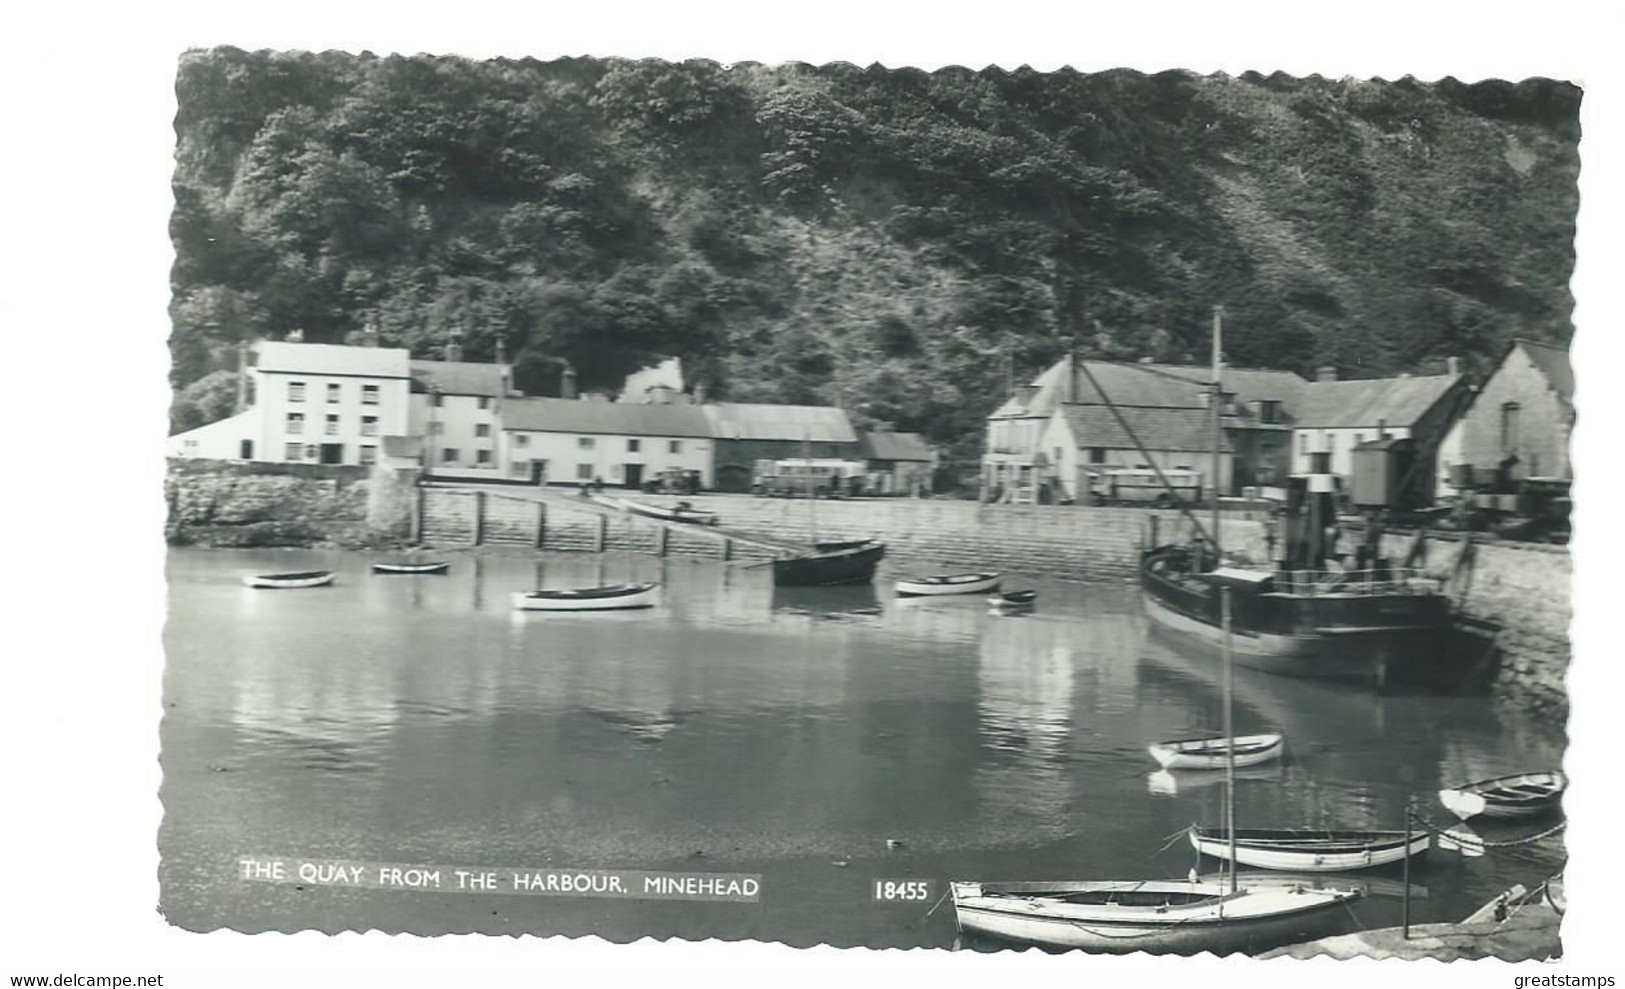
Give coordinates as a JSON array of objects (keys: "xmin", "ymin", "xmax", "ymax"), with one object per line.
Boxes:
[{"xmin": 171, "ymin": 51, "xmax": 1579, "ymax": 466}]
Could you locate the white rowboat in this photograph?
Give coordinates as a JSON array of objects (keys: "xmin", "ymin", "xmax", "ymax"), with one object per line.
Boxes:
[
  {"xmin": 1189, "ymin": 827, "xmax": 1430, "ymax": 872},
  {"xmin": 512, "ymin": 583, "xmax": 660, "ymax": 612},
  {"xmin": 1439, "ymin": 770, "xmax": 1567, "ymax": 820},
  {"xmin": 894, "ymin": 572, "xmax": 1002, "ymax": 596},
  {"xmin": 241, "ymin": 570, "xmax": 335, "ymax": 589},
  {"xmin": 950, "ymin": 879, "xmax": 1358, "ymax": 954},
  {"xmin": 372, "ymin": 561, "xmax": 450, "ymax": 575},
  {"xmin": 1148, "ymin": 733, "xmax": 1285, "ymax": 770}
]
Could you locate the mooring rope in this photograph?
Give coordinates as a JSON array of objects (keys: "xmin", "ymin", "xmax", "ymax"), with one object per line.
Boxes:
[{"xmin": 1407, "ymin": 811, "xmax": 1568, "ymax": 851}]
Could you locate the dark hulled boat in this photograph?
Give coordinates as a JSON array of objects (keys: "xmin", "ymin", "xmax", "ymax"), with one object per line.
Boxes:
[
  {"xmin": 1141, "ymin": 545, "xmax": 1454, "ymax": 682},
  {"xmin": 771, "ymin": 539, "xmax": 885, "ymax": 586}
]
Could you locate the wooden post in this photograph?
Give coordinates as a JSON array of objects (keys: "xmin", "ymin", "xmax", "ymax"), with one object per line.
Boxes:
[
  {"xmin": 1149, "ymin": 514, "xmax": 1159, "ymax": 549},
  {"xmin": 472, "ymin": 491, "xmax": 486, "ymax": 546},
  {"xmin": 535, "ymin": 502, "xmax": 547, "ymax": 549},
  {"xmin": 1402, "ymin": 803, "xmax": 1414, "ymax": 940},
  {"xmin": 410, "ymin": 485, "xmax": 424, "ymax": 545},
  {"xmin": 594, "ymin": 513, "xmax": 607, "ymax": 553},
  {"xmin": 721, "ymin": 537, "xmax": 733, "ymax": 562},
  {"xmin": 656, "ymin": 524, "xmax": 669, "ymax": 557}
]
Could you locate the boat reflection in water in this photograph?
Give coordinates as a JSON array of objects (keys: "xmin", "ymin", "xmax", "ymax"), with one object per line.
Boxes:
[
  {"xmin": 1147, "ymin": 763, "xmax": 1288, "ymax": 797},
  {"xmin": 769, "ymin": 583, "xmax": 881, "ymax": 621}
]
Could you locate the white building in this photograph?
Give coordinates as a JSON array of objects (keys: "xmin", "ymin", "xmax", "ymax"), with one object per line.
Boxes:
[
  {"xmin": 1041, "ymin": 403, "xmax": 1234, "ymax": 502},
  {"xmin": 409, "ymin": 359, "xmax": 514, "ymax": 477},
  {"xmin": 498, "ymin": 396, "xmax": 714, "ymax": 488},
  {"xmin": 1289, "ymin": 369, "xmax": 1466, "ymax": 480},
  {"xmin": 166, "ymin": 340, "xmax": 413, "ymax": 467}
]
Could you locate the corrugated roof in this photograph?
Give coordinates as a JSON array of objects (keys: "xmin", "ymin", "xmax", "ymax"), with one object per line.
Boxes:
[
  {"xmin": 989, "ymin": 358, "xmax": 1306, "ymax": 420},
  {"xmin": 410, "ymin": 360, "xmax": 511, "ymax": 397},
  {"xmin": 1295, "ymin": 374, "xmax": 1462, "ymax": 428},
  {"xmin": 1517, "ymin": 339, "xmax": 1573, "ymax": 403},
  {"xmin": 501, "ymin": 397, "xmax": 712, "ymax": 438},
  {"xmin": 1057, "ymin": 404, "xmax": 1235, "ymax": 453},
  {"xmin": 702, "ymin": 403, "xmax": 858, "ymax": 443},
  {"xmin": 863, "ymin": 431, "xmax": 933, "ymax": 462},
  {"xmin": 256, "ymin": 341, "xmax": 411, "ymax": 378}
]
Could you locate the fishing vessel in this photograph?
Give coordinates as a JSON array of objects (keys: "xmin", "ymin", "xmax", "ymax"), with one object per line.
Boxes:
[
  {"xmin": 1148, "ymin": 733, "xmax": 1284, "ymax": 770},
  {"xmin": 1120, "ymin": 307, "xmax": 1455, "ymax": 682},
  {"xmin": 241, "ymin": 570, "xmax": 335, "ymax": 589},
  {"xmin": 511, "ymin": 582, "xmax": 660, "ymax": 611},
  {"xmin": 894, "ymin": 572, "xmax": 1002, "ymax": 596},
  {"xmin": 1439, "ymin": 770, "xmax": 1567, "ymax": 821}
]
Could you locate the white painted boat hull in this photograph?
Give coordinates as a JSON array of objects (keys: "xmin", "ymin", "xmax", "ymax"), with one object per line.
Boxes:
[
  {"xmin": 1190, "ymin": 830, "xmax": 1430, "ymax": 872},
  {"xmin": 950, "ymin": 880, "xmax": 1357, "ymax": 954},
  {"xmin": 1148, "ymin": 733, "xmax": 1285, "ymax": 770},
  {"xmin": 241, "ymin": 573, "xmax": 335, "ymax": 589},
  {"xmin": 895, "ymin": 573, "xmax": 1002, "ymax": 596},
  {"xmin": 511, "ymin": 584, "xmax": 660, "ymax": 611},
  {"xmin": 1439, "ymin": 770, "xmax": 1567, "ymax": 820}
]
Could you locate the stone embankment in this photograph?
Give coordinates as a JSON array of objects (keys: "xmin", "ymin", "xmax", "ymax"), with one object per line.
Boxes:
[{"xmin": 166, "ymin": 459, "xmax": 387, "ymax": 549}]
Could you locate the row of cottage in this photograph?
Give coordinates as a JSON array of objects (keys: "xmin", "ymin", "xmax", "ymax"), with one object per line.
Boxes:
[
  {"xmin": 164, "ymin": 341, "xmax": 936, "ymax": 494},
  {"xmin": 983, "ymin": 339, "xmax": 1573, "ymax": 506}
]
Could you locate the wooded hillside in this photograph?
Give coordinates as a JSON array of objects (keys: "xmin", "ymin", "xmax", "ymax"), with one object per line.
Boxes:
[{"xmin": 170, "ymin": 51, "xmax": 1580, "ymax": 464}]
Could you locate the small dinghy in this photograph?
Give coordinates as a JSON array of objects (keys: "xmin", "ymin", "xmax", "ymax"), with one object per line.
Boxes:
[
  {"xmin": 1189, "ymin": 826, "xmax": 1430, "ymax": 872},
  {"xmin": 895, "ymin": 571, "xmax": 1002, "ymax": 596},
  {"xmin": 621, "ymin": 499, "xmax": 720, "ymax": 526},
  {"xmin": 1439, "ymin": 770, "xmax": 1567, "ymax": 820},
  {"xmin": 989, "ymin": 589, "xmax": 1037, "ymax": 607},
  {"xmin": 371, "ymin": 561, "xmax": 450, "ymax": 575},
  {"xmin": 511, "ymin": 582, "xmax": 660, "ymax": 612},
  {"xmin": 950, "ymin": 878, "xmax": 1359, "ymax": 954},
  {"xmin": 1149, "ymin": 733, "xmax": 1285, "ymax": 770},
  {"xmin": 241, "ymin": 570, "xmax": 335, "ymax": 589}
]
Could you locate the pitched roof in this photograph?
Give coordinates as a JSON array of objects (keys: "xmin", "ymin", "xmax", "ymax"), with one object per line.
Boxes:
[
  {"xmin": 1056, "ymin": 404, "xmax": 1234, "ymax": 453},
  {"xmin": 863, "ymin": 431, "xmax": 933, "ymax": 462},
  {"xmin": 701, "ymin": 403, "xmax": 858, "ymax": 443},
  {"xmin": 500, "ymin": 397, "xmax": 711, "ymax": 438},
  {"xmin": 410, "ymin": 360, "xmax": 512, "ymax": 397},
  {"xmin": 255, "ymin": 341, "xmax": 411, "ymax": 378},
  {"xmin": 1295, "ymin": 374, "xmax": 1462, "ymax": 428},
  {"xmin": 1516, "ymin": 339, "xmax": 1573, "ymax": 403},
  {"xmin": 989, "ymin": 358, "xmax": 1306, "ymax": 419}
]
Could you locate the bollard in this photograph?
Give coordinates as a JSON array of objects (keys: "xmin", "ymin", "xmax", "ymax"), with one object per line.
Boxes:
[
  {"xmin": 721, "ymin": 537, "xmax": 733, "ymax": 562},
  {"xmin": 594, "ymin": 514, "xmax": 607, "ymax": 553},
  {"xmin": 472, "ymin": 491, "xmax": 486, "ymax": 546},
  {"xmin": 535, "ymin": 502, "xmax": 547, "ymax": 549},
  {"xmin": 656, "ymin": 525, "xmax": 669, "ymax": 557}
]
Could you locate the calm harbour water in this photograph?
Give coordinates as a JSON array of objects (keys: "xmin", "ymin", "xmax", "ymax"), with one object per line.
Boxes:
[{"xmin": 160, "ymin": 547, "xmax": 1566, "ymax": 948}]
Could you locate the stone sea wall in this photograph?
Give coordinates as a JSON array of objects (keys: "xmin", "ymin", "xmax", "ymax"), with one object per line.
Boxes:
[{"xmin": 165, "ymin": 458, "xmax": 384, "ymax": 548}]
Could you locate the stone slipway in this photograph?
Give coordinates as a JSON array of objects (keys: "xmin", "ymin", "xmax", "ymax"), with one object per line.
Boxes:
[{"xmin": 1261, "ymin": 901, "xmax": 1561, "ymax": 961}]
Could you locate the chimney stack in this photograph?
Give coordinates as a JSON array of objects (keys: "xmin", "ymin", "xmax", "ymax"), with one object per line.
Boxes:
[
  {"xmin": 1068, "ymin": 348, "xmax": 1080, "ymax": 403},
  {"xmin": 1316, "ymin": 365, "xmax": 1338, "ymax": 382},
  {"xmin": 445, "ymin": 335, "xmax": 462, "ymax": 363},
  {"xmin": 1446, "ymin": 356, "xmax": 1460, "ymax": 376},
  {"xmin": 561, "ymin": 365, "xmax": 578, "ymax": 400},
  {"xmin": 1016, "ymin": 384, "xmax": 1041, "ymax": 409},
  {"xmin": 494, "ymin": 336, "xmax": 507, "ymax": 366},
  {"xmin": 235, "ymin": 339, "xmax": 250, "ymax": 414},
  {"xmin": 1377, "ymin": 417, "xmax": 1387, "ymax": 439},
  {"xmin": 694, "ymin": 383, "xmax": 708, "ymax": 405}
]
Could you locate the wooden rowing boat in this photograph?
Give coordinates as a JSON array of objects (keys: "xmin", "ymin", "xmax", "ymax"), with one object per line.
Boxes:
[
  {"xmin": 371, "ymin": 561, "xmax": 451, "ymax": 575},
  {"xmin": 895, "ymin": 571, "xmax": 1002, "ymax": 596},
  {"xmin": 1439, "ymin": 770, "xmax": 1567, "ymax": 821},
  {"xmin": 950, "ymin": 879, "xmax": 1358, "ymax": 954},
  {"xmin": 241, "ymin": 570, "xmax": 335, "ymax": 589},
  {"xmin": 511, "ymin": 582, "xmax": 660, "ymax": 612},
  {"xmin": 989, "ymin": 589, "xmax": 1037, "ymax": 607},
  {"xmin": 1148, "ymin": 733, "xmax": 1285, "ymax": 770},
  {"xmin": 620, "ymin": 499, "xmax": 721, "ymax": 526},
  {"xmin": 1189, "ymin": 826, "xmax": 1430, "ymax": 872}
]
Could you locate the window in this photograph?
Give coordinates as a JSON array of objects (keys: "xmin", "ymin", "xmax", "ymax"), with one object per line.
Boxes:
[
  {"xmin": 478, "ymin": 396, "xmax": 492, "ymax": 410},
  {"xmin": 183, "ymin": 439, "xmax": 197, "ymax": 450},
  {"xmin": 1298, "ymin": 434, "xmax": 1308, "ymax": 455},
  {"xmin": 1501, "ymin": 402, "xmax": 1521, "ymax": 454},
  {"xmin": 476, "ymin": 449, "xmax": 492, "ymax": 465},
  {"xmin": 475, "ymin": 423, "xmax": 491, "ymax": 438},
  {"xmin": 627, "ymin": 438, "xmax": 641, "ymax": 453},
  {"xmin": 1088, "ymin": 447, "xmax": 1107, "ymax": 465},
  {"xmin": 359, "ymin": 445, "xmax": 377, "ymax": 466},
  {"xmin": 578, "ymin": 437, "xmax": 595, "ymax": 450},
  {"xmin": 288, "ymin": 381, "xmax": 306, "ymax": 402},
  {"xmin": 240, "ymin": 439, "xmax": 253, "ymax": 460},
  {"xmin": 362, "ymin": 384, "xmax": 379, "ymax": 405},
  {"xmin": 361, "ymin": 416, "xmax": 378, "ymax": 437},
  {"xmin": 325, "ymin": 414, "xmax": 339, "ymax": 436},
  {"xmin": 577, "ymin": 463, "xmax": 594, "ymax": 480},
  {"xmin": 284, "ymin": 442, "xmax": 303, "ymax": 461},
  {"xmin": 515, "ymin": 434, "xmax": 530, "ymax": 447},
  {"xmin": 286, "ymin": 412, "xmax": 304, "ymax": 435},
  {"xmin": 429, "ymin": 421, "xmax": 444, "ymax": 435},
  {"xmin": 442, "ymin": 448, "xmax": 459, "ymax": 462},
  {"xmin": 1260, "ymin": 400, "xmax": 1282, "ymax": 424},
  {"xmin": 669, "ymin": 440, "xmax": 682, "ymax": 454},
  {"xmin": 326, "ymin": 383, "xmax": 341, "ymax": 403}
]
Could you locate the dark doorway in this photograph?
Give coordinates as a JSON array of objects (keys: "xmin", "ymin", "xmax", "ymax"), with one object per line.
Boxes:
[
  {"xmin": 239, "ymin": 439, "xmax": 254, "ymax": 460},
  {"xmin": 530, "ymin": 460, "xmax": 548, "ymax": 485},
  {"xmin": 320, "ymin": 443, "xmax": 344, "ymax": 465},
  {"xmin": 623, "ymin": 464, "xmax": 644, "ymax": 489}
]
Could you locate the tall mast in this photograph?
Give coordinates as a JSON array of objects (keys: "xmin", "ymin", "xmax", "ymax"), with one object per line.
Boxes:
[
  {"xmin": 1223, "ymin": 585, "xmax": 1237, "ymax": 892},
  {"xmin": 1210, "ymin": 305, "xmax": 1224, "ymax": 567}
]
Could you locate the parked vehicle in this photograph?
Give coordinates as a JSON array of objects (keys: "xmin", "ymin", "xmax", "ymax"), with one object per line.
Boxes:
[
  {"xmin": 753, "ymin": 458, "xmax": 867, "ymax": 498},
  {"xmin": 1090, "ymin": 467, "xmax": 1203, "ymax": 506}
]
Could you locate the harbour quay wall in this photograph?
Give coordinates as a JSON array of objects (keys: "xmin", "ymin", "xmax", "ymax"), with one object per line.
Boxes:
[{"xmin": 165, "ymin": 458, "xmax": 387, "ymax": 548}]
